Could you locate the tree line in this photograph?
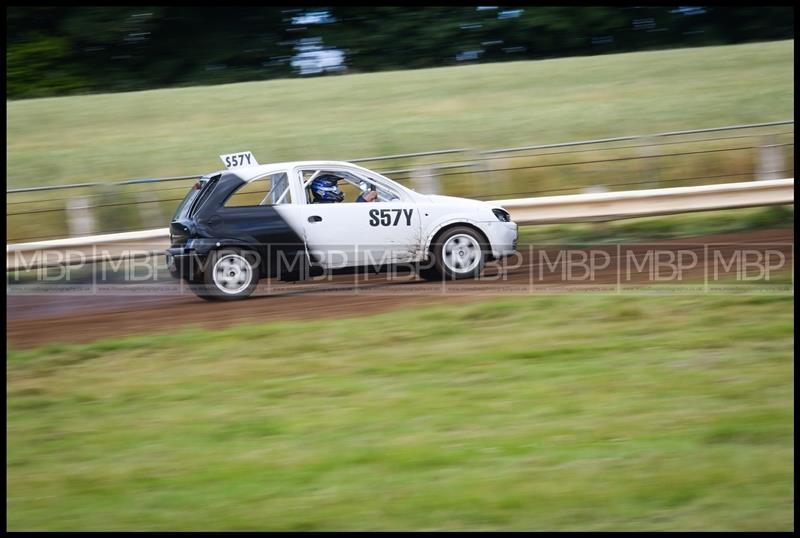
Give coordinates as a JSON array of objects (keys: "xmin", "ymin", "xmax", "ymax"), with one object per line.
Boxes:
[{"xmin": 6, "ymin": 6, "xmax": 794, "ymax": 99}]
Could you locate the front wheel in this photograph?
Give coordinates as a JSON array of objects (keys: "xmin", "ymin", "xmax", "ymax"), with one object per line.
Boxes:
[
  {"xmin": 423, "ymin": 226, "xmax": 488, "ymax": 280},
  {"xmin": 190, "ymin": 249, "xmax": 260, "ymax": 301}
]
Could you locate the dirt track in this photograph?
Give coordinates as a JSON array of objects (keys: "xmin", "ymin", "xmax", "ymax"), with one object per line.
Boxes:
[{"xmin": 6, "ymin": 228, "xmax": 793, "ymax": 349}]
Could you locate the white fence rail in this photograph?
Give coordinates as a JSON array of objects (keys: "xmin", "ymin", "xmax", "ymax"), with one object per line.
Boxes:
[
  {"xmin": 7, "ymin": 178, "xmax": 794, "ymax": 271},
  {"xmin": 495, "ymin": 178, "xmax": 794, "ymax": 224},
  {"xmin": 7, "ymin": 120, "xmax": 794, "ymax": 243}
]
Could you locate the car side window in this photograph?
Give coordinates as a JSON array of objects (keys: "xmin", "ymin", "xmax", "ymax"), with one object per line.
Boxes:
[
  {"xmin": 302, "ymin": 169, "xmax": 399, "ymax": 204},
  {"xmin": 224, "ymin": 172, "xmax": 292, "ymax": 207},
  {"xmin": 358, "ymin": 172, "xmax": 401, "ymax": 202}
]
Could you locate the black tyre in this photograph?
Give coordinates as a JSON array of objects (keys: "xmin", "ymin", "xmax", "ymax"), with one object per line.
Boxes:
[
  {"xmin": 189, "ymin": 248, "xmax": 260, "ymax": 301},
  {"xmin": 423, "ymin": 226, "xmax": 488, "ymax": 280}
]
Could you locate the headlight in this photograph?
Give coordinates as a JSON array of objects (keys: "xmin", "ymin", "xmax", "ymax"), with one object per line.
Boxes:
[{"xmin": 492, "ymin": 208, "xmax": 511, "ymax": 222}]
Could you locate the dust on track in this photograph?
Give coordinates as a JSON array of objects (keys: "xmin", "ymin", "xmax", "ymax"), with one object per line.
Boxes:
[{"xmin": 7, "ymin": 228, "xmax": 793, "ymax": 349}]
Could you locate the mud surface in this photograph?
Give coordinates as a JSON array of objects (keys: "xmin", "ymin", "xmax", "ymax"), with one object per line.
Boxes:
[{"xmin": 6, "ymin": 228, "xmax": 793, "ymax": 348}]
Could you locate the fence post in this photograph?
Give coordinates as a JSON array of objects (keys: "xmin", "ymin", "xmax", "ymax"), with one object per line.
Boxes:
[
  {"xmin": 582, "ymin": 185, "xmax": 609, "ymax": 194},
  {"xmin": 458, "ymin": 151, "xmax": 481, "ymax": 198},
  {"xmin": 638, "ymin": 136, "xmax": 661, "ymax": 188},
  {"xmin": 479, "ymin": 153, "xmax": 512, "ymax": 198},
  {"xmin": 412, "ymin": 165, "xmax": 440, "ymax": 195},
  {"xmin": 136, "ymin": 189, "xmax": 164, "ymax": 227},
  {"xmin": 65, "ymin": 197, "xmax": 97, "ymax": 237},
  {"xmin": 756, "ymin": 135, "xmax": 785, "ymax": 181}
]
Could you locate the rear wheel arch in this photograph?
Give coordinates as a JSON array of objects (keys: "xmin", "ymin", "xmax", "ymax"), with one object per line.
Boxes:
[
  {"xmin": 190, "ymin": 247, "xmax": 261, "ymax": 301},
  {"xmin": 200, "ymin": 240, "xmax": 270, "ymax": 276}
]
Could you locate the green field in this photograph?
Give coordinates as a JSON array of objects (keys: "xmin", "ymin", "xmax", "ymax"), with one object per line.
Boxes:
[
  {"xmin": 7, "ymin": 291, "xmax": 794, "ymax": 531},
  {"xmin": 6, "ymin": 40, "xmax": 794, "ymax": 189}
]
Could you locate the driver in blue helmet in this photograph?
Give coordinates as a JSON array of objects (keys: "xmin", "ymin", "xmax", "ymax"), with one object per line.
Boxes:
[{"xmin": 310, "ymin": 174, "xmax": 378, "ymax": 203}]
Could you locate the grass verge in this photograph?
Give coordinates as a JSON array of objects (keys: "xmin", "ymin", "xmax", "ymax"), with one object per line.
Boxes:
[{"xmin": 7, "ymin": 292, "xmax": 794, "ymax": 530}]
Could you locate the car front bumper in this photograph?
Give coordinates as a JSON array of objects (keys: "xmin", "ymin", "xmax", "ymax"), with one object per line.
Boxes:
[{"xmin": 483, "ymin": 221, "xmax": 518, "ymax": 259}]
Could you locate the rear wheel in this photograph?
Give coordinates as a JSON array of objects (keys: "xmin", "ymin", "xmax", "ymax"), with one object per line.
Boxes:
[
  {"xmin": 421, "ymin": 226, "xmax": 488, "ymax": 280},
  {"xmin": 189, "ymin": 249, "xmax": 260, "ymax": 301}
]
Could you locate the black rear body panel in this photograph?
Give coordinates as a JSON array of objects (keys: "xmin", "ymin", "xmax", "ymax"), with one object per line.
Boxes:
[{"xmin": 167, "ymin": 172, "xmax": 307, "ymax": 282}]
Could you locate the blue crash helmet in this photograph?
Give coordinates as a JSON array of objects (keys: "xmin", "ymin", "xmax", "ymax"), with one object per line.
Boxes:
[{"xmin": 309, "ymin": 174, "xmax": 345, "ymax": 203}]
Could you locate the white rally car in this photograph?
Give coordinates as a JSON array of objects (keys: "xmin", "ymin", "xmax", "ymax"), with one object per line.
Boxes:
[{"xmin": 166, "ymin": 151, "xmax": 518, "ymax": 300}]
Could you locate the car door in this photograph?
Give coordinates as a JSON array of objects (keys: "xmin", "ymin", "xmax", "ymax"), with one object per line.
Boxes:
[
  {"xmin": 298, "ymin": 168, "xmax": 422, "ymax": 269},
  {"xmin": 211, "ymin": 170, "xmax": 307, "ymax": 278}
]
